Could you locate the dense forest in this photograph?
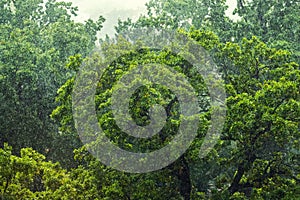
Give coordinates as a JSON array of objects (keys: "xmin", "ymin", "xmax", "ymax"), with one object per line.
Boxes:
[{"xmin": 0, "ymin": 0, "xmax": 299, "ymax": 199}]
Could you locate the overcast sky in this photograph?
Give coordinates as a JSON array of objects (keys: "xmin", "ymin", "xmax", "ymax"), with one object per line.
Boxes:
[{"xmin": 66, "ymin": 0, "xmax": 238, "ymax": 38}]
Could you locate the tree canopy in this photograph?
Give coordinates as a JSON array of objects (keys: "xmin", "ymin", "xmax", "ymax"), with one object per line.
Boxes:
[
  {"xmin": 0, "ymin": 0, "xmax": 299, "ymax": 199},
  {"xmin": 0, "ymin": 0, "xmax": 104, "ymax": 166}
]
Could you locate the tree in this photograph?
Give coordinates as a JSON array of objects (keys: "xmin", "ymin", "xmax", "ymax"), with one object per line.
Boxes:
[
  {"xmin": 0, "ymin": 0, "xmax": 105, "ymax": 167},
  {"xmin": 52, "ymin": 28, "xmax": 223, "ymax": 199},
  {"xmin": 116, "ymin": 0, "xmax": 300, "ymax": 60},
  {"xmin": 53, "ymin": 24, "xmax": 300, "ymax": 198},
  {"xmin": 115, "ymin": 0, "xmax": 233, "ymax": 41},
  {"xmin": 0, "ymin": 144, "xmax": 181, "ymax": 199},
  {"xmin": 0, "ymin": 144, "xmax": 105, "ymax": 199},
  {"xmin": 231, "ymin": 0, "xmax": 300, "ymax": 60},
  {"xmin": 214, "ymin": 36, "xmax": 300, "ymax": 199}
]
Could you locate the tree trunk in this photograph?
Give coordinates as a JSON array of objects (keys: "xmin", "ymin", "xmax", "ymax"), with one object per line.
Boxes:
[
  {"xmin": 177, "ymin": 156, "xmax": 192, "ymax": 200},
  {"xmin": 228, "ymin": 164, "xmax": 245, "ymax": 194},
  {"xmin": 229, "ymin": 154, "xmax": 256, "ymax": 195}
]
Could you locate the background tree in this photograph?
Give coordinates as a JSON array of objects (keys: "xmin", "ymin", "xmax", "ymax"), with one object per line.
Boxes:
[
  {"xmin": 115, "ymin": 0, "xmax": 233, "ymax": 41},
  {"xmin": 0, "ymin": 0, "xmax": 105, "ymax": 167},
  {"xmin": 116, "ymin": 0, "xmax": 300, "ymax": 60},
  {"xmin": 231, "ymin": 0, "xmax": 300, "ymax": 61}
]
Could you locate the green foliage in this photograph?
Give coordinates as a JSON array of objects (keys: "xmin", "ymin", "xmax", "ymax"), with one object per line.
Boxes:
[
  {"xmin": 1, "ymin": 0, "xmax": 299, "ymax": 199},
  {"xmin": 217, "ymin": 36, "xmax": 300, "ymax": 199},
  {"xmin": 52, "ymin": 24, "xmax": 300, "ymax": 199},
  {"xmin": 116, "ymin": 0, "xmax": 233, "ymax": 41},
  {"xmin": 0, "ymin": 144, "xmax": 65, "ymax": 199},
  {"xmin": 52, "ymin": 28, "xmax": 227, "ymax": 199},
  {"xmin": 232, "ymin": 0, "xmax": 300, "ymax": 61},
  {"xmin": 0, "ymin": 0, "xmax": 105, "ymax": 167},
  {"xmin": 116, "ymin": 0, "xmax": 300, "ymax": 61}
]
